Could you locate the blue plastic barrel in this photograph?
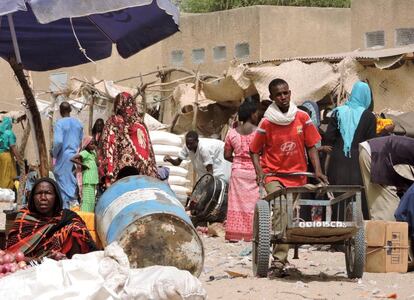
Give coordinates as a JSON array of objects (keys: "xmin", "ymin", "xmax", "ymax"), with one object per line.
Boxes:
[{"xmin": 95, "ymin": 175, "xmax": 204, "ymax": 276}]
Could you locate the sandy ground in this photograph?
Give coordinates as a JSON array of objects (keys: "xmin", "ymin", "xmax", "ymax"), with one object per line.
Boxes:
[{"xmin": 198, "ymin": 234, "xmax": 414, "ymax": 300}]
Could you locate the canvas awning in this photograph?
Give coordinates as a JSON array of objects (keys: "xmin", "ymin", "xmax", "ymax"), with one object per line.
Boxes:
[{"xmin": 246, "ymin": 45, "xmax": 414, "ymax": 69}]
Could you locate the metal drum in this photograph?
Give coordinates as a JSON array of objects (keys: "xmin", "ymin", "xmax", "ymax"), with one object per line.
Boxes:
[
  {"xmin": 189, "ymin": 174, "xmax": 228, "ymax": 223},
  {"xmin": 95, "ymin": 175, "xmax": 204, "ymax": 277}
]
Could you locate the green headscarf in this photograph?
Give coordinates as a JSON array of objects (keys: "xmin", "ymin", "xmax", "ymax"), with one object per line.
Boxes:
[{"xmin": 0, "ymin": 117, "xmax": 16, "ymax": 152}]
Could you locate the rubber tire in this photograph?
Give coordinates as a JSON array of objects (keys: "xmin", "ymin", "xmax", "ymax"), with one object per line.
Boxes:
[
  {"xmin": 345, "ymin": 202, "xmax": 365, "ymax": 279},
  {"xmin": 252, "ymin": 200, "xmax": 271, "ymax": 277}
]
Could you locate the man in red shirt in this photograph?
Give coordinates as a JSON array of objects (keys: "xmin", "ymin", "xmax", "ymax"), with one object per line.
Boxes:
[{"xmin": 250, "ymin": 78, "xmax": 327, "ymax": 276}]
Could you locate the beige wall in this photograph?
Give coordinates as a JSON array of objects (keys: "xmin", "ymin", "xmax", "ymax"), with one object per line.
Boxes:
[
  {"xmin": 161, "ymin": 8, "xmax": 262, "ymax": 74},
  {"xmin": 259, "ymin": 6, "xmax": 351, "ymax": 60},
  {"xmin": 161, "ymin": 6, "xmax": 350, "ymax": 73},
  {"xmin": 351, "ymin": 0, "xmax": 414, "ymax": 50}
]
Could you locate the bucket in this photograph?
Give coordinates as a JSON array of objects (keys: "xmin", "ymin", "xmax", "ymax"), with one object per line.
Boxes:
[{"xmin": 95, "ymin": 175, "xmax": 204, "ymax": 276}]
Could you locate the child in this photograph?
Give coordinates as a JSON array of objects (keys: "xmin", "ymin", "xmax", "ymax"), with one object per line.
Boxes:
[{"xmin": 71, "ymin": 136, "xmax": 99, "ymax": 212}]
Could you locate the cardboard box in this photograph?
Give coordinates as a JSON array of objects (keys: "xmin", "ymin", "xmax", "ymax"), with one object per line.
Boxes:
[{"xmin": 365, "ymin": 220, "xmax": 409, "ymax": 273}]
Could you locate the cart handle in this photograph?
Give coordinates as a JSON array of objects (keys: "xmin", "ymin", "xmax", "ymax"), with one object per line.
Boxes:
[{"xmin": 265, "ymin": 172, "xmax": 317, "ymax": 178}]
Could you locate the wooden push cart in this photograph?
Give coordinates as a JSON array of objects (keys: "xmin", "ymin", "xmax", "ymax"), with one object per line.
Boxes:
[{"xmin": 252, "ymin": 172, "xmax": 365, "ymax": 279}]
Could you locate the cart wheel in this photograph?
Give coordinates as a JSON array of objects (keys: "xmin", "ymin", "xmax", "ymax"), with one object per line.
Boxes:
[
  {"xmin": 345, "ymin": 202, "xmax": 365, "ymax": 279},
  {"xmin": 252, "ymin": 200, "xmax": 270, "ymax": 277}
]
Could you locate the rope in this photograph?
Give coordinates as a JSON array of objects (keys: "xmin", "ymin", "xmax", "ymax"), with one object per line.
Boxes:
[{"xmin": 69, "ymin": 18, "xmax": 96, "ymax": 64}]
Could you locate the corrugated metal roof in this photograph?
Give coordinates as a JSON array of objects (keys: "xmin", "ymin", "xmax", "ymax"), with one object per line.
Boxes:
[{"xmin": 246, "ymin": 45, "xmax": 414, "ymax": 65}]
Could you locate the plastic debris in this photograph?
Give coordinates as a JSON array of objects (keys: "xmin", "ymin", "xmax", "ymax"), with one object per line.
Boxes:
[
  {"xmin": 208, "ymin": 275, "xmax": 229, "ymax": 281},
  {"xmin": 295, "ymin": 281, "xmax": 309, "ymax": 289},
  {"xmin": 239, "ymin": 245, "xmax": 252, "ymax": 257},
  {"xmin": 225, "ymin": 270, "xmax": 248, "ymax": 278}
]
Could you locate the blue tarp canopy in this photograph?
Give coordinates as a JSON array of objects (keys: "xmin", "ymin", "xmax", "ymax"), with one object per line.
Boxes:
[{"xmin": 0, "ymin": 0, "xmax": 179, "ymax": 71}]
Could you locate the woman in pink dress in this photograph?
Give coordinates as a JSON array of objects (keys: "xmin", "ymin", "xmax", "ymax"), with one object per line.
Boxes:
[{"xmin": 224, "ymin": 99, "xmax": 260, "ymax": 241}]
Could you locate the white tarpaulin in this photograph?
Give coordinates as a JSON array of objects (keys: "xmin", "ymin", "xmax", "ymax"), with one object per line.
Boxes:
[
  {"xmin": 0, "ymin": 243, "xmax": 206, "ymax": 300},
  {"xmin": 202, "ymin": 56, "xmax": 414, "ymax": 112},
  {"xmin": 203, "ymin": 60, "xmax": 339, "ymax": 105}
]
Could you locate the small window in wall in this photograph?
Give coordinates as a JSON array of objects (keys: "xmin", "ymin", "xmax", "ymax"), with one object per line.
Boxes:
[
  {"xmin": 171, "ymin": 50, "xmax": 184, "ymax": 66},
  {"xmin": 235, "ymin": 42, "xmax": 250, "ymax": 58},
  {"xmin": 213, "ymin": 46, "xmax": 227, "ymax": 61},
  {"xmin": 365, "ymin": 31, "xmax": 385, "ymax": 48},
  {"xmin": 396, "ymin": 28, "xmax": 414, "ymax": 46},
  {"xmin": 192, "ymin": 48, "xmax": 205, "ymax": 64}
]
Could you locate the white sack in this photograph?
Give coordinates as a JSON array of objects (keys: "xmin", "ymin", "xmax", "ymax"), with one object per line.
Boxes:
[
  {"xmin": 145, "ymin": 114, "xmax": 169, "ymax": 131},
  {"xmin": 153, "ymin": 144, "xmax": 183, "ymax": 156},
  {"xmin": 125, "ymin": 266, "xmax": 206, "ymax": 300},
  {"xmin": 0, "ymin": 188, "xmax": 15, "ymax": 201},
  {"xmin": 168, "ymin": 176, "xmax": 190, "ymax": 186},
  {"xmin": 167, "ymin": 166, "xmax": 189, "ymax": 177},
  {"xmin": 176, "ymin": 194, "xmax": 188, "ymax": 206},
  {"xmin": 155, "ymin": 155, "xmax": 190, "ymax": 167},
  {"xmin": 150, "ymin": 131, "xmax": 183, "ymax": 147},
  {"xmin": 170, "ymin": 185, "xmax": 191, "ymax": 195}
]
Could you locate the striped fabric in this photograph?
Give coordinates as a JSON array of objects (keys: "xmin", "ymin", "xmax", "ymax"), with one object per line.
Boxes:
[
  {"xmin": 81, "ymin": 184, "xmax": 96, "ymax": 212},
  {"xmin": 80, "ymin": 150, "xmax": 99, "ymax": 184}
]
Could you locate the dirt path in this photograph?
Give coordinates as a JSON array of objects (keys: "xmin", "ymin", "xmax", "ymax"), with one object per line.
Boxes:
[{"xmin": 199, "ymin": 235, "xmax": 414, "ymax": 300}]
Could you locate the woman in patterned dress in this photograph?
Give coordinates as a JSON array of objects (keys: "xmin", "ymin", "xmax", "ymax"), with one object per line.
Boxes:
[
  {"xmin": 224, "ymin": 99, "xmax": 260, "ymax": 241},
  {"xmin": 98, "ymin": 92, "xmax": 159, "ymax": 187}
]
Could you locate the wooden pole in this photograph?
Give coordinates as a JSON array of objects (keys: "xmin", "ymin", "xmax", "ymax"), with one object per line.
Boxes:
[
  {"xmin": 9, "ymin": 58, "xmax": 49, "ymax": 177},
  {"xmin": 49, "ymin": 95, "xmax": 56, "ymax": 168},
  {"xmin": 19, "ymin": 119, "xmax": 31, "ymax": 157},
  {"xmin": 142, "ymin": 88, "xmax": 147, "ymax": 115},
  {"xmin": 16, "ymin": 120, "xmax": 31, "ymax": 207},
  {"xmin": 88, "ymin": 94, "xmax": 95, "ymax": 135},
  {"xmin": 192, "ymin": 72, "xmax": 200, "ymax": 131}
]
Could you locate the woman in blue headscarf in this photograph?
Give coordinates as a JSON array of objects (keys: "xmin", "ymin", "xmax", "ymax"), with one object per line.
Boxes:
[
  {"xmin": 323, "ymin": 81, "xmax": 377, "ymax": 220},
  {"xmin": 0, "ymin": 117, "xmax": 23, "ymax": 189}
]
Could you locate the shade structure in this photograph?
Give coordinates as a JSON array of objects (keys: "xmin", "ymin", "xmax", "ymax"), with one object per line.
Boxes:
[{"xmin": 0, "ymin": 0, "xmax": 179, "ymax": 71}]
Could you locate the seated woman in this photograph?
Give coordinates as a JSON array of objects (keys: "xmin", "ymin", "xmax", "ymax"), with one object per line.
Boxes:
[{"xmin": 7, "ymin": 177, "xmax": 97, "ymax": 259}]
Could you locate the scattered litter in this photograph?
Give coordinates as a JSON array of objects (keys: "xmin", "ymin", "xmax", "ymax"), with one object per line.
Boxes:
[
  {"xmin": 225, "ymin": 270, "xmax": 248, "ymax": 278},
  {"xmin": 295, "ymin": 281, "xmax": 309, "ymax": 289},
  {"xmin": 236, "ymin": 257, "xmax": 251, "ymax": 266},
  {"xmin": 333, "ymin": 271, "xmax": 346, "ymax": 276},
  {"xmin": 371, "ymin": 289, "xmax": 381, "ymax": 295},
  {"xmin": 207, "ymin": 223, "xmax": 225, "ymax": 237},
  {"xmin": 309, "ymin": 262, "xmax": 320, "ymax": 267},
  {"xmin": 239, "ymin": 245, "xmax": 252, "ymax": 256},
  {"xmin": 387, "ymin": 293, "xmax": 397, "ymax": 299},
  {"xmin": 280, "ymin": 291, "xmax": 327, "ymax": 300},
  {"xmin": 317, "ymin": 245, "xmax": 331, "ymax": 251},
  {"xmin": 197, "ymin": 226, "xmax": 208, "ymax": 234},
  {"xmin": 208, "ymin": 275, "xmax": 229, "ymax": 282}
]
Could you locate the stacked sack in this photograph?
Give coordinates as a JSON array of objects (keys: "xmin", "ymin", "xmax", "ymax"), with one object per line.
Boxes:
[
  {"xmin": 0, "ymin": 189, "xmax": 15, "ymax": 231},
  {"xmin": 150, "ymin": 131, "xmax": 191, "ymax": 205}
]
